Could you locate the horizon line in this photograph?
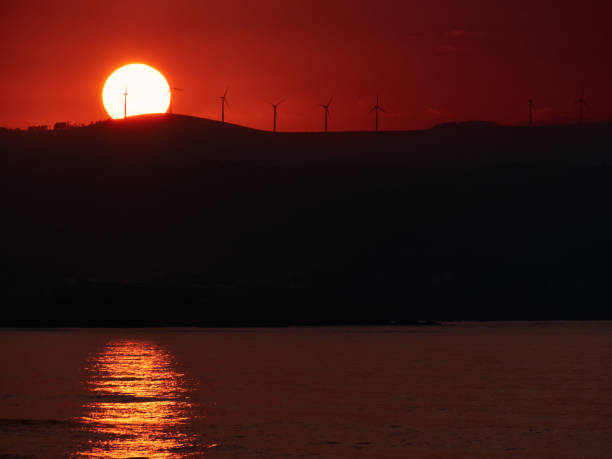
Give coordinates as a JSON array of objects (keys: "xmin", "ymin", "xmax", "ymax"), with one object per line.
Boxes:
[{"xmin": 3, "ymin": 113, "xmax": 612, "ymax": 134}]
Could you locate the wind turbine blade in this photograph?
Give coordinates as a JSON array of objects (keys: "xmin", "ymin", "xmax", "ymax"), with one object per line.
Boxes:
[
  {"xmin": 224, "ymin": 87, "xmax": 229, "ymax": 98},
  {"xmin": 224, "ymin": 98, "xmax": 230, "ymax": 109},
  {"xmin": 380, "ymin": 107, "xmax": 386, "ymax": 112},
  {"xmin": 369, "ymin": 107, "xmax": 376, "ymax": 113},
  {"xmin": 327, "ymin": 96, "xmax": 333, "ymax": 106},
  {"xmin": 173, "ymin": 87, "xmax": 184, "ymax": 91}
]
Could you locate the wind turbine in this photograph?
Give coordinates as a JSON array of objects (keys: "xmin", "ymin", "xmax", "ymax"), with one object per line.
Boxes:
[
  {"xmin": 123, "ymin": 84, "xmax": 128, "ymax": 119},
  {"xmin": 219, "ymin": 88, "xmax": 229, "ymax": 123},
  {"xmin": 369, "ymin": 95, "xmax": 385, "ymax": 132},
  {"xmin": 577, "ymin": 89, "xmax": 587, "ymax": 123},
  {"xmin": 528, "ymin": 98, "xmax": 534, "ymax": 126},
  {"xmin": 320, "ymin": 96, "xmax": 333, "ymax": 132},
  {"xmin": 271, "ymin": 100, "xmax": 284, "ymax": 132},
  {"xmin": 166, "ymin": 87, "xmax": 184, "ymax": 114}
]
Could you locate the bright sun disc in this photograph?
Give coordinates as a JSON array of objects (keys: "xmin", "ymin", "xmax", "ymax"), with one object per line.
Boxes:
[{"xmin": 102, "ymin": 63, "xmax": 170, "ymax": 119}]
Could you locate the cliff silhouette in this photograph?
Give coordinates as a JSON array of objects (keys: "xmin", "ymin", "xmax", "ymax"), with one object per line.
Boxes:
[{"xmin": 2, "ymin": 114, "xmax": 612, "ymax": 325}]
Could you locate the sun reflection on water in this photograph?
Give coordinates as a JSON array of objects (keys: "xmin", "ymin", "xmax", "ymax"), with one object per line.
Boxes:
[{"xmin": 76, "ymin": 339, "xmax": 202, "ymax": 457}]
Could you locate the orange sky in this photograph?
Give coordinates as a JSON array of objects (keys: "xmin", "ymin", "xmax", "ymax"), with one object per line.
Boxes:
[{"xmin": 1, "ymin": 0, "xmax": 611, "ymax": 130}]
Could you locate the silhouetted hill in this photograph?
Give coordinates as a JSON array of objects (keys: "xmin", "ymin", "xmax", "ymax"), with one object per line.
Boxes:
[{"xmin": 2, "ymin": 114, "xmax": 612, "ymax": 325}]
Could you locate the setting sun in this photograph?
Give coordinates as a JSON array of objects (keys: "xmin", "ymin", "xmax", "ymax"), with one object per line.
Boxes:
[{"xmin": 102, "ymin": 63, "xmax": 170, "ymax": 120}]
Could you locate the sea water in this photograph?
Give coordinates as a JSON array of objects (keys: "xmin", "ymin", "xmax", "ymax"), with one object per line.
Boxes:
[{"xmin": 1, "ymin": 322, "xmax": 610, "ymax": 458}]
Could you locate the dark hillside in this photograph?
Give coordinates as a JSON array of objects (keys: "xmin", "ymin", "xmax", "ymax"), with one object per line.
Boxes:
[{"xmin": 2, "ymin": 115, "xmax": 612, "ymax": 325}]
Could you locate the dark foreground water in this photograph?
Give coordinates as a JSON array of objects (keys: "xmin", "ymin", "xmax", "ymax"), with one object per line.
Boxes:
[{"xmin": 0, "ymin": 323, "xmax": 610, "ymax": 458}]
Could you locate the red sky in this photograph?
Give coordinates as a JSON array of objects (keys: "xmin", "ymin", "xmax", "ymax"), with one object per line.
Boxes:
[{"xmin": 1, "ymin": 0, "xmax": 611, "ymax": 131}]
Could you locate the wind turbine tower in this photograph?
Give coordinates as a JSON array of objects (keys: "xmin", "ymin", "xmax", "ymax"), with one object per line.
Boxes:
[
  {"xmin": 320, "ymin": 97, "xmax": 333, "ymax": 133},
  {"xmin": 167, "ymin": 87, "xmax": 184, "ymax": 114},
  {"xmin": 369, "ymin": 95, "xmax": 385, "ymax": 132},
  {"xmin": 123, "ymin": 84, "xmax": 128, "ymax": 119},
  {"xmin": 219, "ymin": 88, "xmax": 229, "ymax": 123},
  {"xmin": 271, "ymin": 100, "xmax": 284, "ymax": 132}
]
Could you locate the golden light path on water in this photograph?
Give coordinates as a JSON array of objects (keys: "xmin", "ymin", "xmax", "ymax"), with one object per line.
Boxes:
[{"xmin": 76, "ymin": 340, "xmax": 214, "ymax": 457}]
